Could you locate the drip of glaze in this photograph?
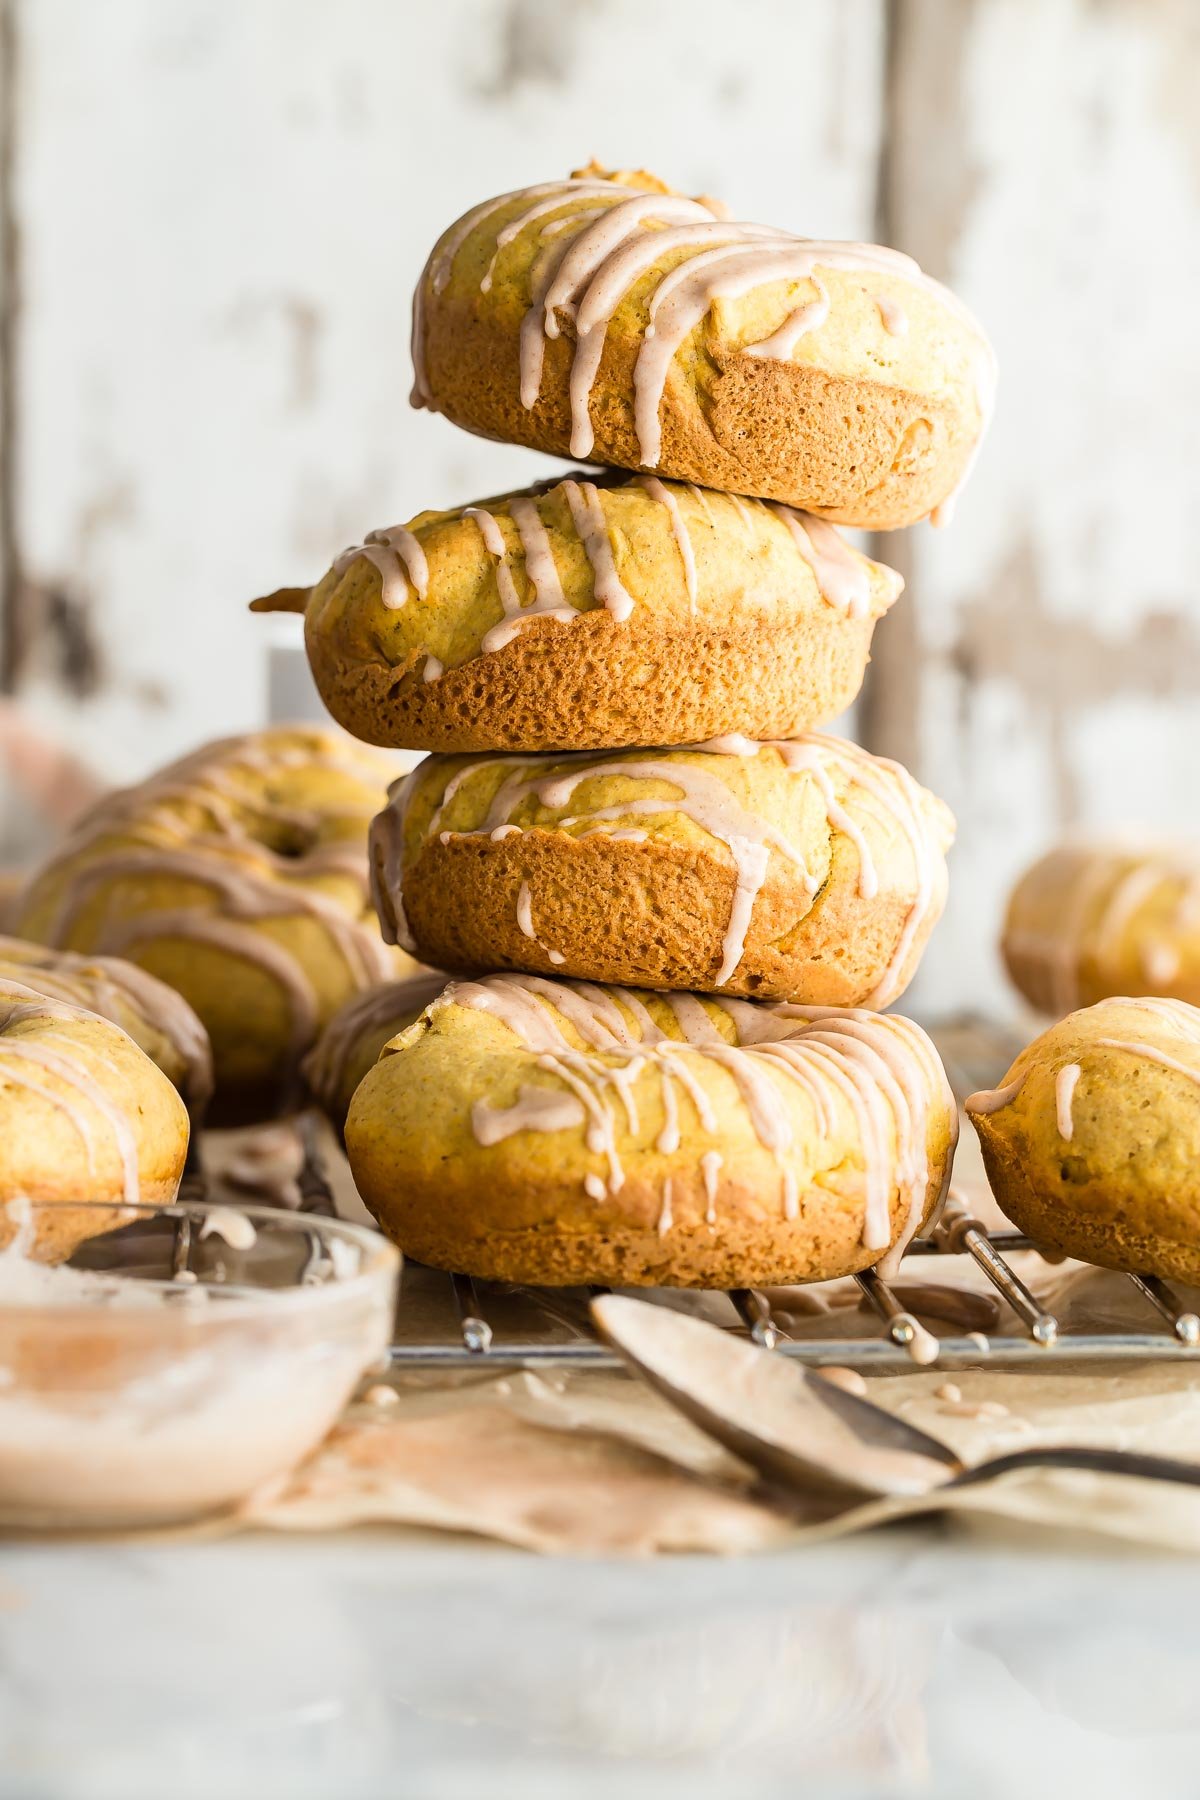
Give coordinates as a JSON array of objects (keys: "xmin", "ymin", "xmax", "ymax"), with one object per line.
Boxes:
[
  {"xmin": 1055, "ymin": 1062, "xmax": 1081, "ymax": 1140},
  {"xmin": 893, "ymin": 1312, "xmax": 940, "ymax": 1366},
  {"xmin": 700, "ymin": 1148, "xmax": 722, "ymax": 1225},
  {"xmin": 472, "ymin": 1085, "xmax": 588, "ymax": 1145},
  {"xmin": 770, "ymin": 508, "xmax": 873, "ymax": 618},
  {"xmin": 1095, "ymin": 1038, "xmax": 1200, "ymax": 1088},
  {"xmin": 559, "ymin": 481, "xmax": 635, "ymax": 623},
  {"xmin": 515, "ymin": 881, "xmax": 566, "ymax": 967},
  {"xmin": 198, "ymin": 1207, "xmax": 257, "ymax": 1251},
  {"xmin": 639, "ymin": 477, "xmax": 696, "ymax": 610},
  {"xmin": 334, "ymin": 527, "xmax": 429, "ymax": 609},
  {"xmin": 965, "ymin": 1075, "xmax": 1026, "ymax": 1115},
  {"xmin": 875, "ymin": 293, "xmax": 909, "ymax": 336},
  {"xmin": 743, "ymin": 275, "xmax": 829, "ymax": 359}
]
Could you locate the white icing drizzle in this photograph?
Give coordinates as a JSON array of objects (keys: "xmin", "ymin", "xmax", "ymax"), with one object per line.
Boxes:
[
  {"xmin": 770, "ymin": 508, "xmax": 872, "ymax": 618},
  {"xmin": 463, "ymin": 507, "xmax": 521, "ymax": 613},
  {"xmin": 198, "ymin": 1207, "xmax": 257, "ymax": 1250},
  {"xmin": 875, "ymin": 293, "xmax": 909, "ymax": 336},
  {"xmin": 412, "ymin": 175, "xmax": 995, "ymax": 488},
  {"xmin": 514, "ymin": 880, "xmax": 565, "ymax": 967},
  {"xmin": 966, "ymin": 1074, "xmax": 1026, "ymax": 1116},
  {"xmin": 700, "ymin": 1149, "xmax": 722, "ymax": 1225},
  {"xmin": 639, "ymin": 476, "xmax": 696, "ymax": 610},
  {"xmin": 508, "ymin": 497, "xmax": 567, "ymax": 610},
  {"xmin": 696, "ymin": 732, "xmax": 945, "ymax": 1007},
  {"xmin": 743, "ymin": 275, "xmax": 829, "ymax": 359},
  {"xmin": 333, "ymin": 527, "xmax": 429, "ymax": 609},
  {"xmin": 428, "ymin": 178, "xmax": 608, "ymax": 295},
  {"xmin": 516, "ymin": 881, "xmax": 535, "ymax": 940},
  {"xmin": 893, "ymin": 1313, "xmax": 940, "ymax": 1366},
  {"xmin": 1095, "ymin": 1038, "xmax": 1200, "ymax": 1088},
  {"xmin": 524, "ymin": 753, "xmax": 812, "ymax": 986},
  {"xmin": 559, "ymin": 481, "xmax": 635, "ymax": 622},
  {"xmin": 430, "ymin": 973, "xmax": 954, "ymax": 1263},
  {"xmin": 657, "ymin": 1176, "xmax": 674, "ymax": 1237},
  {"xmin": 1055, "ymin": 1062, "xmax": 1081, "ymax": 1140},
  {"xmin": 479, "ymin": 183, "xmax": 618, "ymax": 292},
  {"xmin": 472, "ymin": 1084, "xmax": 588, "ymax": 1145}
]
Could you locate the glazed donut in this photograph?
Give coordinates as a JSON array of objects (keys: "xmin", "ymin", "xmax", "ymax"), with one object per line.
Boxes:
[
  {"xmin": 411, "ymin": 165, "xmax": 994, "ymax": 530},
  {"xmin": 14, "ymin": 728, "xmax": 420, "ymax": 1123},
  {"xmin": 259, "ymin": 473, "xmax": 902, "ymax": 754},
  {"xmin": 303, "ymin": 971, "xmax": 448, "ymax": 1132},
  {"xmin": 344, "ymin": 973, "xmax": 958, "ymax": 1288},
  {"xmin": 0, "ymin": 935, "xmax": 212, "ymax": 1117},
  {"xmin": 967, "ymin": 997, "xmax": 1200, "ymax": 1282},
  {"xmin": 1003, "ymin": 842, "xmax": 1200, "ymax": 1016},
  {"xmin": 371, "ymin": 734, "xmax": 954, "ymax": 1009},
  {"xmin": 0, "ymin": 976, "xmax": 190, "ymax": 1259}
]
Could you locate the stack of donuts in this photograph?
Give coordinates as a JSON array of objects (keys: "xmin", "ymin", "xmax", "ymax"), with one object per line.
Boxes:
[{"xmin": 263, "ymin": 162, "xmax": 999, "ymax": 1289}]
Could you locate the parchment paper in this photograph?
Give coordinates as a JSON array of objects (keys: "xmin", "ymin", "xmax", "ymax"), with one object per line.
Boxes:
[{"xmin": 209, "ymin": 1121, "xmax": 1200, "ymax": 1557}]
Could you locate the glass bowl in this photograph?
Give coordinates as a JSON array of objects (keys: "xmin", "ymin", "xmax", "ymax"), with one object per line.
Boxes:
[{"xmin": 0, "ymin": 1199, "xmax": 400, "ymax": 1530}]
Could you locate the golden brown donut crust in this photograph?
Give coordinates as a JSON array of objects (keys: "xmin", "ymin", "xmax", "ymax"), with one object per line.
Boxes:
[
  {"xmin": 968, "ymin": 997, "xmax": 1200, "ymax": 1283},
  {"xmin": 0, "ymin": 977, "xmax": 190, "ymax": 1261},
  {"xmin": 302, "ymin": 971, "xmax": 448, "ymax": 1132},
  {"xmin": 0, "ymin": 935, "xmax": 213, "ymax": 1115},
  {"xmin": 13, "ymin": 728, "xmax": 417, "ymax": 1125},
  {"xmin": 423, "ymin": 313, "xmax": 979, "ymax": 533},
  {"xmin": 1003, "ymin": 843, "xmax": 1200, "ymax": 1016},
  {"xmin": 377, "ymin": 741, "xmax": 954, "ymax": 1008},
  {"xmin": 344, "ymin": 977, "xmax": 958, "ymax": 1289},
  {"xmin": 293, "ymin": 475, "xmax": 900, "ymax": 754},
  {"xmin": 414, "ymin": 169, "xmax": 991, "ymax": 529}
]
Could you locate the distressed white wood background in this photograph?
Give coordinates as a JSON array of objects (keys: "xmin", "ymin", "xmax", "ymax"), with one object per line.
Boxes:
[{"xmin": 1, "ymin": 0, "xmax": 1197, "ymax": 1017}]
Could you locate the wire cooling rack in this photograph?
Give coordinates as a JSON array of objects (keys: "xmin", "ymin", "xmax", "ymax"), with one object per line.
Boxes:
[{"xmin": 229, "ymin": 1017, "xmax": 1200, "ymax": 1374}]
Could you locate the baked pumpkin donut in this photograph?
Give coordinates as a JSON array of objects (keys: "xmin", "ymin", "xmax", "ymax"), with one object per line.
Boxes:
[
  {"xmin": 371, "ymin": 734, "xmax": 954, "ymax": 1009},
  {"xmin": 0, "ymin": 976, "xmax": 190, "ymax": 1260},
  {"xmin": 345, "ymin": 973, "xmax": 958, "ymax": 1288},
  {"xmin": 411, "ymin": 164, "xmax": 994, "ymax": 530},
  {"xmin": 303, "ymin": 970, "xmax": 448, "ymax": 1132},
  {"xmin": 14, "ymin": 728, "xmax": 419, "ymax": 1124},
  {"xmin": 0, "ymin": 936, "xmax": 212, "ymax": 1116},
  {"xmin": 1003, "ymin": 842, "xmax": 1200, "ymax": 1016},
  {"xmin": 258, "ymin": 473, "xmax": 902, "ymax": 753},
  {"xmin": 967, "ymin": 997, "xmax": 1200, "ymax": 1282}
]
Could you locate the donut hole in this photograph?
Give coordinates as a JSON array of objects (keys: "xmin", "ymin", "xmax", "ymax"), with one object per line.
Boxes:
[{"xmin": 266, "ymin": 824, "xmax": 315, "ymax": 860}]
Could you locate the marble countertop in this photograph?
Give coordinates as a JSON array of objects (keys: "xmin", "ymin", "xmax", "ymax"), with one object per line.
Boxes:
[{"xmin": 2, "ymin": 1523, "xmax": 1197, "ymax": 1799}]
